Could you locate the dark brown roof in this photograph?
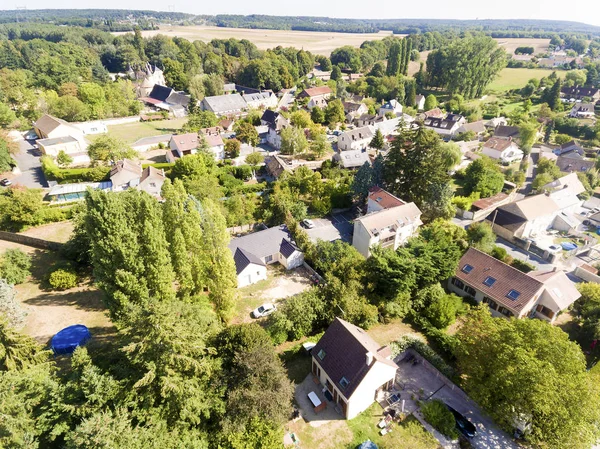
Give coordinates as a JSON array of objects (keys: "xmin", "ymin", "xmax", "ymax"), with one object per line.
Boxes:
[
  {"xmin": 471, "ymin": 192, "xmax": 509, "ymax": 211},
  {"xmin": 312, "ymin": 318, "xmax": 397, "ymax": 399},
  {"xmin": 493, "ymin": 125, "xmax": 520, "ymax": 139},
  {"xmin": 484, "ymin": 137, "xmax": 514, "ymax": 152},
  {"xmin": 368, "ymin": 187, "xmax": 405, "ymax": 209},
  {"xmin": 455, "ymin": 248, "xmax": 544, "ymax": 314},
  {"xmin": 562, "ymin": 86, "xmax": 599, "ymax": 97},
  {"xmin": 556, "ymin": 156, "xmax": 595, "ymax": 173}
]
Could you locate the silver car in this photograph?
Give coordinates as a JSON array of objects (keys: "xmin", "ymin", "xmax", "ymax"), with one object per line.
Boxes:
[{"xmin": 252, "ymin": 303, "xmax": 276, "ymax": 318}]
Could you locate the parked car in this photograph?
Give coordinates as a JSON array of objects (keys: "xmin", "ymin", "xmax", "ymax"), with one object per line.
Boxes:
[
  {"xmin": 251, "ymin": 303, "xmax": 276, "ymax": 318},
  {"xmin": 0, "ymin": 178, "xmax": 12, "ymax": 186},
  {"xmin": 547, "ymin": 244, "xmax": 562, "ymax": 254},
  {"xmin": 302, "ymin": 219, "xmax": 316, "ymax": 229},
  {"xmin": 446, "ymin": 405, "xmax": 476, "ymax": 438}
]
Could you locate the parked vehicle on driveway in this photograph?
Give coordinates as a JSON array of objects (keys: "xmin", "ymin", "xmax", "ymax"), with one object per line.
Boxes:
[
  {"xmin": 0, "ymin": 178, "xmax": 12, "ymax": 186},
  {"xmin": 446, "ymin": 404, "xmax": 477, "ymax": 438},
  {"xmin": 302, "ymin": 219, "xmax": 315, "ymax": 229},
  {"xmin": 252, "ymin": 303, "xmax": 276, "ymax": 318},
  {"xmin": 547, "ymin": 244, "xmax": 562, "ymax": 254}
]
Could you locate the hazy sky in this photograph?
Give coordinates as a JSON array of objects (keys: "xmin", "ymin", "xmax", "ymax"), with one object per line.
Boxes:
[{"xmin": 4, "ymin": 1, "xmax": 600, "ymax": 27}]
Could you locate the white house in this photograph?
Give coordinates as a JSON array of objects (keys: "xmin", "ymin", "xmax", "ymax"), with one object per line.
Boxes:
[
  {"xmin": 569, "ymin": 103, "xmax": 596, "ymax": 119},
  {"xmin": 353, "ymin": 201, "xmax": 422, "ymax": 257},
  {"xmin": 449, "ymin": 248, "xmax": 580, "ymax": 323},
  {"xmin": 167, "ymin": 133, "xmax": 202, "ymax": 162},
  {"xmin": 109, "ymin": 159, "xmax": 166, "ymax": 198},
  {"xmin": 73, "ymin": 121, "xmax": 108, "ymax": 136},
  {"xmin": 337, "ymin": 126, "xmax": 373, "ymax": 152},
  {"xmin": 33, "ymin": 114, "xmax": 90, "ymax": 166},
  {"xmin": 311, "ymin": 317, "xmax": 398, "ymax": 419},
  {"xmin": 298, "ymin": 86, "xmax": 332, "ymax": 109},
  {"xmin": 242, "ymin": 91, "xmax": 278, "ymax": 109},
  {"xmin": 378, "ymin": 99, "xmax": 403, "ymax": 117},
  {"xmin": 423, "ymin": 113, "xmax": 465, "ymax": 138},
  {"xmin": 200, "ymin": 127, "xmax": 225, "ymax": 160},
  {"xmin": 482, "ymin": 137, "xmax": 523, "ymax": 163},
  {"xmin": 261, "ymin": 110, "xmax": 290, "ymax": 150},
  {"xmin": 414, "ymin": 94, "xmax": 425, "ymax": 111},
  {"xmin": 228, "ymin": 225, "xmax": 304, "ymax": 287}
]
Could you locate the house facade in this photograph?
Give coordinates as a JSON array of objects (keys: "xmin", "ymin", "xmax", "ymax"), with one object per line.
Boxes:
[
  {"xmin": 423, "ymin": 114, "xmax": 465, "ymax": 138},
  {"xmin": 482, "ymin": 137, "xmax": 523, "ymax": 163},
  {"xmin": 353, "ymin": 202, "xmax": 422, "ymax": 257},
  {"xmin": 378, "ymin": 99, "xmax": 403, "ymax": 117},
  {"xmin": 569, "ymin": 103, "xmax": 596, "ymax": 118},
  {"xmin": 200, "ymin": 127, "xmax": 225, "ymax": 160},
  {"xmin": 261, "ymin": 110, "xmax": 290, "ymax": 150},
  {"xmin": 338, "ymin": 126, "xmax": 373, "ymax": 152},
  {"xmin": 228, "ymin": 225, "xmax": 304, "ymax": 287},
  {"xmin": 334, "ymin": 149, "xmax": 371, "ymax": 169},
  {"xmin": 366, "ymin": 187, "xmax": 405, "ymax": 213},
  {"xmin": 33, "ymin": 114, "xmax": 90, "ymax": 166},
  {"xmin": 561, "ymin": 86, "xmax": 600, "ymax": 102},
  {"xmin": 242, "ymin": 91, "xmax": 278, "ymax": 109},
  {"xmin": 311, "ymin": 318, "xmax": 398, "ymax": 419},
  {"xmin": 167, "ymin": 133, "xmax": 202, "ymax": 162},
  {"xmin": 449, "ymin": 248, "xmax": 580, "ymax": 323},
  {"xmin": 414, "ymin": 95, "xmax": 425, "ymax": 111},
  {"xmin": 298, "ymin": 86, "xmax": 332, "ymax": 109}
]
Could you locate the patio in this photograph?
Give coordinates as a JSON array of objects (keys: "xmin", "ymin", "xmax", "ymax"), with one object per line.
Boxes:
[{"xmin": 294, "ymin": 374, "xmax": 344, "ymax": 427}]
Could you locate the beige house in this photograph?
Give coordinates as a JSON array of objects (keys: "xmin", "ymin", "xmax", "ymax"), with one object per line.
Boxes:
[
  {"xmin": 110, "ymin": 159, "xmax": 165, "ymax": 198},
  {"xmin": 353, "ymin": 201, "xmax": 422, "ymax": 257},
  {"xmin": 200, "ymin": 127, "xmax": 225, "ymax": 160},
  {"xmin": 482, "ymin": 137, "xmax": 523, "ymax": 163},
  {"xmin": 449, "ymin": 248, "xmax": 580, "ymax": 323},
  {"xmin": 138, "ymin": 166, "xmax": 166, "ymax": 197},
  {"xmin": 423, "ymin": 113, "xmax": 465, "ymax": 138},
  {"xmin": 311, "ymin": 318, "xmax": 398, "ymax": 419},
  {"xmin": 298, "ymin": 86, "xmax": 332, "ymax": 109},
  {"xmin": 33, "ymin": 114, "xmax": 90, "ymax": 166},
  {"xmin": 167, "ymin": 133, "xmax": 202, "ymax": 162},
  {"xmin": 228, "ymin": 225, "xmax": 304, "ymax": 288}
]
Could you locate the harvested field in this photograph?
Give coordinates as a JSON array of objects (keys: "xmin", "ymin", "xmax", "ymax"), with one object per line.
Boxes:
[
  {"xmin": 122, "ymin": 26, "xmax": 395, "ymax": 56},
  {"xmin": 494, "ymin": 37, "xmax": 551, "ymax": 56}
]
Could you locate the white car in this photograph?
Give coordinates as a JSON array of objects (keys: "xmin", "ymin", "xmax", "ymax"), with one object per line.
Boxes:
[
  {"xmin": 302, "ymin": 219, "xmax": 316, "ymax": 229},
  {"xmin": 547, "ymin": 244, "xmax": 562, "ymax": 254},
  {"xmin": 252, "ymin": 303, "xmax": 276, "ymax": 318}
]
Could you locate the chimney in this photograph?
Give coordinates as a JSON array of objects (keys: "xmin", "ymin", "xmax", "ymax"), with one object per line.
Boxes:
[{"xmin": 366, "ymin": 352, "xmax": 374, "ymax": 366}]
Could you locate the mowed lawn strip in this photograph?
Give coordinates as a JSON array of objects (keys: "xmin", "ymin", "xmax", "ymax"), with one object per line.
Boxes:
[{"xmin": 488, "ymin": 68, "xmax": 566, "ymax": 92}]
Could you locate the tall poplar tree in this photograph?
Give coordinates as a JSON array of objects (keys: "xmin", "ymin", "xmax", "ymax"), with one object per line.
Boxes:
[{"xmin": 386, "ymin": 42, "xmax": 401, "ymax": 76}]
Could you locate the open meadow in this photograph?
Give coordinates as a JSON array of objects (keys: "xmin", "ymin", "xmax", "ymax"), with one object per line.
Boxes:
[
  {"xmin": 125, "ymin": 26, "xmax": 395, "ymax": 56},
  {"xmin": 487, "ymin": 67, "xmax": 566, "ymax": 92},
  {"xmin": 494, "ymin": 37, "xmax": 551, "ymax": 56}
]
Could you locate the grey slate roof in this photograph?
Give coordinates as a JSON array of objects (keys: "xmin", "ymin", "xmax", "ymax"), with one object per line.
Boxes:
[
  {"xmin": 37, "ymin": 136, "xmax": 77, "ymax": 146},
  {"xmin": 202, "ymin": 94, "xmax": 248, "ymax": 113},
  {"xmin": 228, "ymin": 225, "xmax": 299, "ymax": 271},
  {"xmin": 233, "ymin": 247, "xmax": 265, "ymax": 275}
]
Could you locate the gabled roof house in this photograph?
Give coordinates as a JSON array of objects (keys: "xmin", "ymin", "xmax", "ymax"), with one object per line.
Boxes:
[
  {"xmin": 228, "ymin": 225, "xmax": 304, "ymax": 287},
  {"xmin": 449, "ymin": 248, "xmax": 580, "ymax": 323},
  {"xmin": 311, "ymin": 318, "xmax": 398, "ymax": 419}
]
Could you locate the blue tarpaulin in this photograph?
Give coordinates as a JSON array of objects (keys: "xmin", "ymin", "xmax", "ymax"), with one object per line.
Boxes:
[
  {"xmin": 51, "ymin": 324, "xmax": 91, "ymax": 355},
  {"xmin": 358, "ymin": 441, "xmax": 378, "ymax": 449},
  {"xmin": 561, "ymin": 242, "xmax": 578, "ymax": 251}
]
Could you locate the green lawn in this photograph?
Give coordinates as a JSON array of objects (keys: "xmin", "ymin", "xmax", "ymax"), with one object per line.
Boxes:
[
  {"xmin": 488, "ymin": 68, "xmax": 566, "ymax": 93},
  {"xmin": 92, "ymin": 118, "xmax": 187, "ymax": 144}
]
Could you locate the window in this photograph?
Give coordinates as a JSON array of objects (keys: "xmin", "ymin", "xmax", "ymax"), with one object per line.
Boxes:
[
  {"xmin": 340, "ymin": 377, "xmax": 350, "ymax": 390},
  {"xmin": 462, "ymin": 264, "xmax": 474, "ymax": 274},
  {"xmin": 507, "ymin": 290, "xmax": 521, "ymax": 301},
  {"xmin": 483, "ymin": 297, "xmax": 498, "ymax": 310},
  {"xmin": 464, "ymin": 285, "xmax": 476, "ymax": 296},
  {"xmin": 483, "ymin": 276, "xmax": 497, "ymax": 287},
  {"xmin": 317, "ymin": 349, "xmax": 326, "ymax": 361},
  {"xmin": 265, "ymin": 255, "xmax": 273, "ymax": 263},
  {"xmin": 497, "ymin": 306, "xmax": 513, "ymax": 317},
  {"xmin": 451, "ymin": 278, "xmax": 464, "ymax": 289},
  {"xmin": 536, "ymin": 304, "xmax": 555, "ymax": 319}
]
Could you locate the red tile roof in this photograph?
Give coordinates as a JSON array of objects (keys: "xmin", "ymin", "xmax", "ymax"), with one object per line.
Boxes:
[
  {"xmin": 368, "ymin": 187, "xmax": 405, "ymax": 209},
  {"xmin": 301, "ymin": 86, "xmax": 332, "ymax": 97}
]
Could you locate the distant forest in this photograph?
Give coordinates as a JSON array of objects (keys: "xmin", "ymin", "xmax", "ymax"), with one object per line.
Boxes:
[{"xmin": 0, "ymin": 9, "xmax": 600, "ymax": 37}]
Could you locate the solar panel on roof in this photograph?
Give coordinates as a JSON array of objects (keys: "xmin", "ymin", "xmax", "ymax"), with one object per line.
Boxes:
[{"xmin": 483, "ymin": 276, "xmax": 496, "ymax": 287}]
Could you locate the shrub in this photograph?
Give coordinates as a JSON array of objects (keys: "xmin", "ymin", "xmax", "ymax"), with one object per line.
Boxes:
[
  {"xmin": 48, "ymin": 268, "xmax": 78, "ymax": 290},
  {"xmin": 490, "ymin": 246, "xmax": 507, "ymax": 261},
  {"xmin": 424, "ymin": 294, "xmax": 465, "ymax": 329},
  {"xmin": 0, "ymin": 280, "xmax": 26, "ymax": 328},
  {"xmin": 510, "ymin": 258, "xmax": 536, "ymax": 273},
  {"xmin": 421, "ymin": 399, "xmax": 459, "ymax": 439},
  {"xmin": 0, "ymin": 249, "xmax": 31, "ymax": 285}
]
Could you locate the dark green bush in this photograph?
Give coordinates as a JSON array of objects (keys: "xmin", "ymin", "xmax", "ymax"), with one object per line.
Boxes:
[
  {"xmin": 510, "ymin": 258, "xmax": 536, "ymax": 273},
  {"xmin": 0, "ymin": 249, "xmax": 31, "ymax": 285},
  {"xmin": 421, "ymin": 399, "xmax": 459, "ymax": 439}
]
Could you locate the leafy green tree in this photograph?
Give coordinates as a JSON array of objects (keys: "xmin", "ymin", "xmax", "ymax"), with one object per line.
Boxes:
[
  {"xmin": 183, "ymin": 111, "xmax": 219, "ymax": 133},
  {"xmin": 405, "ymin": 81, "xmax": 416, "ymax": 108},
  {"xmin": 386, "ymin": 41, "xmax": 402, "ymax": 76},
  {"xmin": 532, "ymin": 172, "xmax": 555, "ymax": 193},
  {"xmin": 0, "ymin": 186, "xmax": 44, "ymax": 231},
  {"xmin": 330, "ymin": 65, "xmax": 342, "ymax": 81},
  {"xmin": 424, "ymin": 292, "xmax": 463, "ymax": 329},
  {"xmin": 225, "ymin": 139, "xmax": 241, "ymax": 158},
  {"xmin": 519, "ymin": 122, "xmax": 538, "ymax": 153},
  {"xmin": 245, "ymin": 152, "xmax": 264, "ymax": 166},
  {"xmin": 424, "ymin": 94, "xmax": 437, "ymax": 111},
  {"xmin": 0, "ymin": 249, "xmax": 31, "ymax": 285},
  {"xmin": 455, "ymin": 306, "xmax": 600, "ymax": 449},
  {"xmin": 87, "ymin": 136, "xmax": 137, "ymax": 165},
  {"xmin": 466, "ymin": 221, "xmax": 496, "ymax": 253},
  {"xmin": 310, "ymin": 105, "xmax": 325, "ymax": 124},
  {"xmin": 324, "ymin": 98, "xmax": 345, "ymax": 126},
  {"xmin": 162, "ymin": 58, "xmax": 188, "ymax": 91},
  {"xmin": 463, "ymin": 157, "xmax": 504, "ymax": 198},
  {"xmin": 56, "ymin": 149, "xmax": 73, "ymax": 168},
  {"xmin": 537, "ymin": 157, "xmax": 562, "ymax": 179},
  {"xmin": 0, "ymin": 134, "xmax": 16, "ymax": 173},
  {"xmin": 545, "ymin": 78, "xmax": 563, "ymax": 111},
  {"xmin": 421, "ymin": 399, "xmax": 459, "ymax": 439},
  {"xmin": 0, "ymin": 101, "xmax": 16, "ymax": 127},
  {"xmin": 234, "ymin": 122, "xmax": 259, "ymax": 147},
  {"xmin": 370, "ymin": 128, "xmax": 384, "ymax": 151},
  {"xmin": 280, "ymin": 126, "xmax": 308, "ymax": 155},
  {"xmin": 221, "ymin": 416, "xmax": 283, "ymax": 449},
  {"xmin": 351, "ymin": 162, "xmax": 374, "ymax": 203},
  {"xmin": 309, "ymin": 132, "xmax": 331, "ymax": 157}
]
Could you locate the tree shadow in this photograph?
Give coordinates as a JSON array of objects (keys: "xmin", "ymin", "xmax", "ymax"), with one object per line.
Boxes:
[{"xmin": 23, "ymin": 288, "xmax": 108, "ymax": 312}]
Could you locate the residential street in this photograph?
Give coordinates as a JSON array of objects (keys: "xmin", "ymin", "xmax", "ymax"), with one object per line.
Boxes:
[{"xmin": 11, "ymin": 139, "xmax": 47, "ymax": 189}]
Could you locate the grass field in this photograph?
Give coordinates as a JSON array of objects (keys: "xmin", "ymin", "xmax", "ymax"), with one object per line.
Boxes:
[
  {"xmin": 494, "ymin": 37, "xmax": 551, "ymax": 56},
  {"xmin": 125, "ymin": 26, "xmax": 395, "ymax": 56},
  {"xmin": 488, "ymin": 68, "xmax": 566, "ymax": 92},
  {"xmin": 98, "ymin": 117, "xmax": 187, "ymax": 144}
]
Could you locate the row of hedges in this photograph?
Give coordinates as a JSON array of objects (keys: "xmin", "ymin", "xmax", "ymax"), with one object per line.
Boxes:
[
  {"xmin": 390, "ymin": 334, "xmax": 457, "ymax": 381},
  {"xmin": 41, "ymin": 156, "xmax": 109, "ymax": 184}
]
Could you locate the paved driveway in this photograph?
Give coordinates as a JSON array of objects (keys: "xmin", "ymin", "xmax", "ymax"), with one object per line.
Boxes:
[
  {"xmin": 305, "ymin": 212, "xmax": 353, "ymax": 243},
  {"xmin": 11, "ymin": 140, "xmax": 47, "ymax": 188},
  {"xmin": 494, "ymin": 237, "xmax": 552, "ymax": 269},
  {"xmin": 396, "ymin": 352, "xmax": 518, "ymax": 449}
]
